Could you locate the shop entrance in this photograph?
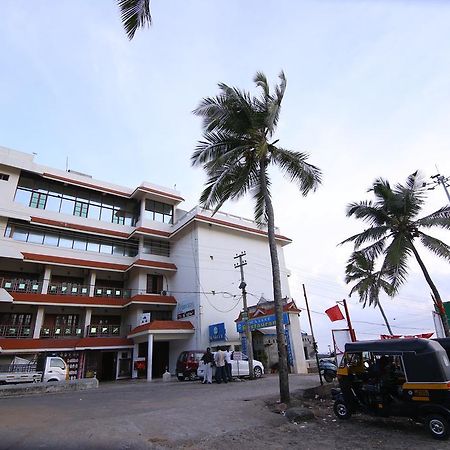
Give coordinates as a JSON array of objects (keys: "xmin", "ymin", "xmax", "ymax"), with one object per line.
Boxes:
[
  {"xmin": 100, "ymin": 352, "xmax": 116, "ymax": 381},
  {"xmin": 152, "ymin": 341, "xmax": 169, "ymax": 378}
]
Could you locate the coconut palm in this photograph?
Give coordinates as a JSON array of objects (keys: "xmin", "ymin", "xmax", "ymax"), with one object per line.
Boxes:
[
  {"xmin": 341, "ymin": 172, "xmax": 450, "ymax": 336},
  {"xmin": 345, "ymin": 251, "xmax": 394, "ymax": 335},
  {"xmin": 191, "ymin": 72, "xmax": 322, "ymax": 403},
  {"xmin": 118, "ymin": 0, "xmax": 152, "ymax": 40}
]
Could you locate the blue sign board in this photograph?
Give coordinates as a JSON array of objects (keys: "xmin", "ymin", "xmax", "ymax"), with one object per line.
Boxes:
[
  {"xmin": 236, "ymin": 312, "xmax": 290, "ymax": 333},
  {"xmin": 209, "ymin": 323, "xmax": 226, "ymax": 342},
  {"xmin": 285, "ymin": 328, "xmax": 293, "ymax": 366}
]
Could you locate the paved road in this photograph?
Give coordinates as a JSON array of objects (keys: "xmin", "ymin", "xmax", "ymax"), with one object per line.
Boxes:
[{"xmin": 0, "ymin": 374, "xmax": 320, "ymax": 450}]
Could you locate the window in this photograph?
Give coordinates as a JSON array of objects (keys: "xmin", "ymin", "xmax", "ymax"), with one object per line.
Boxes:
[
  {"xmin": 29, "ymin": 192, "xmax": 47, "ymax": 209},
  {"xmin": 145, "ymin": 199, "xmax": 173, "ymax": 224},
  {"xmin": 50, "ymin": 358, "xmax": 66, "ymax": 369},
  {"xmin": 146, "ymin": 274, "xmax": 163, "ymax": 294},
  {"xmin": 0, "ymin": 173, "xmax": 9, "ymax": 181},
  {"xmin": 74, "ymin": 201, "xmax": 88, "ymax": 218},
  {"xmin": 5, "ymin": 221, "xmax": 138, "ymax": 257},
  {"xmin": 14, "ymin": 173, "xmax": 139, "ymax": 225},
  {"xmin": 143, "ymin": 239, "xmax": 170, "ymax": 257}
]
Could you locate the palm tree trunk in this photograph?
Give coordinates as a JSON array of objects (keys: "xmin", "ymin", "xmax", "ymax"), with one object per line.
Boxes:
[
  {"xmin": 409, "ymin": 243, "xmax": 450, "ymax": 337},
  {"xmin": 260, "ymin": 161, "xmax": 290, "ymax": 404},
  {"xmin": 377, "ymin": 300, "xmax": 393, "ymax": 335}
]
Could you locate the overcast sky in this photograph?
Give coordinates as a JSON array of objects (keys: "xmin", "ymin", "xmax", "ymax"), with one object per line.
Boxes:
[{"xmin": 1, "ymin": 0, "xmax": 449, "ymax": 351}]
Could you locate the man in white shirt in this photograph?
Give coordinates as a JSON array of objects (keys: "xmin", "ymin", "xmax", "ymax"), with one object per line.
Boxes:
[
  {"xmin": 224, "ymin": 348, "xmax": 233, "ymax": 382},
  {"xmin": 214, "ymin": 347, "xmax": 227, "ymax": 384}
]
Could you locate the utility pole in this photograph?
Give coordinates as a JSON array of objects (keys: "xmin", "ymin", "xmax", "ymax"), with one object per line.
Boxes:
[
  {"xmin": 302, "ymin": 284, "xmax": 323, "ymax": 385},
  {"xmin": 338, "ymin": 299, "xmax": 357, "ymax": 342},
  {"xmin": 234, "ymin": 251, "xmax": 254, "ymax": 379},
  {"xmin": 424, "ymin": 172, "xmax": 450, "ymax": 203}
]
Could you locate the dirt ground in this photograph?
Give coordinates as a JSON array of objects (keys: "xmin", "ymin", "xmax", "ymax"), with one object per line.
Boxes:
[{"xmin": 168, "ymin": 397, "xmax": 450, "ymax": 450}]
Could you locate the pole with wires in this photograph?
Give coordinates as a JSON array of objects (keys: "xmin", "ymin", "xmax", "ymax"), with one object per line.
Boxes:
[
  {"xmin": 234, "ymin": 251, "xmax": 254, "ymax": 379},
  {"xmin": 302, "ymin": 284, "xmax": 323, "ymax": 385}
]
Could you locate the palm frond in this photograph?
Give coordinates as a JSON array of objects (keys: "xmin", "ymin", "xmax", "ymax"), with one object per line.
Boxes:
[
  {"xmin": 416, "ymin": 206, "xmax": 450, "ymax": 230},
  {"xmin": 419, "ymin": 232, "xmax": 450, "ymax": 262},
  {"xmin": 381, "ymin": 234, "xmax": 412, "ymax": 290},
  {"xmin": 269, "ymin": 147, "xmax": 322, "ymax": 195},
  {"xmin": 346, "ymin": 201, "xmax": 389, "ymax": 226},
  {"xmin": 118, "ymin": 0, "xmax": 151, "ymax": 40}
]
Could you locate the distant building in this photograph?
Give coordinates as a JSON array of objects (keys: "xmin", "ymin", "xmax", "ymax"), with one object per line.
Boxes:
[
  {"xmin": 302, "ymin": 332, "xmax": 315, "ymax": 360},
  {"xmin": 0, "ymin": 146, "xmax": 308, "ymax": 380}
]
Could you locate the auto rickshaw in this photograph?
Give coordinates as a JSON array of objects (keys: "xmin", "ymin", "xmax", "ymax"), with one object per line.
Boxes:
[{"xmin": 332, "ymin": 339, "xmax": 450, "ymax": 439}]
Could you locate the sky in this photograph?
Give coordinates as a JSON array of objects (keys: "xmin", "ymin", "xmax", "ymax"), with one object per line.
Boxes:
[{"xmin": 0, "ymin": 0, "xmax": 449, "ymax": 351}]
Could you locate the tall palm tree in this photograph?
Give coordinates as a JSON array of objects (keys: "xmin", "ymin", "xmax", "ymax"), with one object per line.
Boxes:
[
  {"xmin": 191, "ymin": 72, "xmax": 322, "ymax": 403},
  {"xmin": 345, "ymin": 251, "xmax": 394, "ymax": 335},
  {"xmin": 118, "ymin": 0, "xmax": 152, "ymax": 40},
  {"xmin": 341, "ymin": 172, "xmax": 450, "ymax": 337}
]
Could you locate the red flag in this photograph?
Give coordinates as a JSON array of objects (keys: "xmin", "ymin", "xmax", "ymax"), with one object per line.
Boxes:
[{"xmin": 325, "ymin": 305, "xmax": 345, "ymax": 322}]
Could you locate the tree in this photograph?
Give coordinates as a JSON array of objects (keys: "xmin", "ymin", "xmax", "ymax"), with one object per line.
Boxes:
[
  {"xmin": 345, "ymin": 251, "xmax": 394, "ymax": 335},
  {"xmin": 341, "ymin": 172, "xmax": 450, "ymax": 336},
  {"xmin": 118, "ymin": 0, "xmax": 152, "ymax": 40},
  {"xmin": 191, "ymin": 72, "xmax": 322, "ymax": 403}
]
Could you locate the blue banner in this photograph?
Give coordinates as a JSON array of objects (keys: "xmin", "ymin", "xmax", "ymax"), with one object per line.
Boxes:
[
  {"xmin": 236, "ymin": 312, "xmax": 290, "ymax": 333},
  {"xmin": 241, "ymin": 336, "xmax": 247, "ymax": 356},
  {"xmin": 285, "ymin": 328, "xmax": 293, "ymax": 366},
  {"xmin": 209, "ymin": 323, "xmax": 226, "ymax": 342}
]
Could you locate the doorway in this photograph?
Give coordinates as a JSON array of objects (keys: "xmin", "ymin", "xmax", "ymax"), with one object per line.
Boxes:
[
  {"xmin": 100, "ymin": 352, "xmax": 116, "ymax": 381},
  {"xmin": 152, "ymin": 342, "xmax": 169, "ymax": 378}
]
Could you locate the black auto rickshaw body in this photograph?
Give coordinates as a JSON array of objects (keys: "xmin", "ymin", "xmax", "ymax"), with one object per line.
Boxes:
[{"xmin": 333, "ymin": 339, "xmax": 450, "ymax": 439}]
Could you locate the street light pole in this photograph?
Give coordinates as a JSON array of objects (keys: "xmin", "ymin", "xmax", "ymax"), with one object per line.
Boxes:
[{"xmin": 425, "ymin": 173, "xmax": 450, "ymax": 203}]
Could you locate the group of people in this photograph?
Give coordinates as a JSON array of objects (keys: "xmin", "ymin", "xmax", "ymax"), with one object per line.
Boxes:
[{"xmin": 200, "ymin": 347, "xmax": 233, "ymax": 384}]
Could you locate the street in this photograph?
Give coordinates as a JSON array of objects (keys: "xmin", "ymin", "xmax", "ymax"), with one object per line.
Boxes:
[{"xmin": 0, "ymin": 374, "xmax": 448, "ymax": 449}]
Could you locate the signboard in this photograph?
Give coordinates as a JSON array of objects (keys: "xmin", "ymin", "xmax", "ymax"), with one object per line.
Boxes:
[
  {"xmin": 332, "ymin": 329, "xmax": 352, "ymax": 366},
  {"xmin": 177, "ymin": 302, "xmax": 195, "ymax": 320},
  {"xmin": 209, "ymin": 323, "xmax": 226, "ymax": 342},
  {"xmin": 140, "ymin": 313, "xmax": 151, "ymax": 325},
  {"xmin": 236, "ymin": 312, "xmax": 290, "ymax": 333},
  {"xmin": 285, "ymin": 328, "xmax": 293, "ymax": 366},
  {"xmin": 241, "ymin": 336, "xmax": 247, "ymax": 356}
]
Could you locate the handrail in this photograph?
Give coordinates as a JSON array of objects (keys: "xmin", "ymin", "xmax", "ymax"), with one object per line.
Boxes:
[
  {"xmin": 40, "ymin": 326, "xmax": 83, "ymax": 338},
  {"xmin": 0, "ymin": 324, "xmax": 33, "ymax": 338},
  {"xmin": 0, "ymin": 278, "xmax": 42, "ymax": 293},
  {"xmin": 47, "ymin": 283, "xmax": 89, "ymax": 296}
]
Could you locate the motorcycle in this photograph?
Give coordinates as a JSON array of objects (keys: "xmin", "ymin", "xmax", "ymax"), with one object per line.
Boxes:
[{"xmin": 319, "ymin": 359, "xmax": 337, "ymax": 382}]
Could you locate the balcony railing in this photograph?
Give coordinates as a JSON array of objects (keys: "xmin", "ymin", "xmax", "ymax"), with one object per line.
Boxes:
[
  {"xmin": 0, "ymin": 324, "xmax": 33, "ymax": 338},
  {"xmin": 40, "ymin": 326, "xmax": 83, "ymax": 338},
  {"xmin": 93, "ymin": 287, "xmax": 131, "ymax": 298},
  {"xmin": 86, "ymin": 324, "xmax": 129, "ymax": 337},
  {"xmin": 0, "ymin": 278, "xmax": 42, "ymax": 294},
  {"xmin": 47, "ymin": 283, "xmax": 89, "ymax": 296}
]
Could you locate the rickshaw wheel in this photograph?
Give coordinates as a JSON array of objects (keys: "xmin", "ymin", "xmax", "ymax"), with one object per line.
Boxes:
[
  {"xmin": 425, "ymin": 414, "xmax": 449, "ymax": 440},
  {"xmin": 333, "ymin": 400, "xmax": 352, "ymax": 420}
]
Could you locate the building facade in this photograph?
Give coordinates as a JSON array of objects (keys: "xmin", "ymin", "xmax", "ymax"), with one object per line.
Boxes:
[{"xmin": 0, "ymin": 146, "xmax": 307, "ymax": 380}]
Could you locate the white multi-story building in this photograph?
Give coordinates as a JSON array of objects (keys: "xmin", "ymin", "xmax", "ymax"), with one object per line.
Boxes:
[{"xmin": 0, "ymin": 146, "xmax": 307, "ymax": 381}]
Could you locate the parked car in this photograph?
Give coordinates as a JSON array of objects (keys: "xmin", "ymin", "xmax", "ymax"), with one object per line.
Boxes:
[
  {"xmin": 176, "ymin": 350, "xmax": 205, "ymax": 381},
  {"xmin": 197, "ymin": 352, "xmax": 264, "ymax": 380}
]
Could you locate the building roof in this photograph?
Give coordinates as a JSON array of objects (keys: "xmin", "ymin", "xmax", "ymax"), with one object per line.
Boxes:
[
  {"xmin": 21, "ymin": 253, "xmax": 177, "ymax": 272},
  {"xmin": 0, "ymin": 337, "xmax": 133, "ymax": 352},
  {"xmin": 12, "ymin": 293, "xmax": 177, "ymax": 308},
  {"xmin": 129, "ymin": 320, "xmax": 194, "ymax": 335}
]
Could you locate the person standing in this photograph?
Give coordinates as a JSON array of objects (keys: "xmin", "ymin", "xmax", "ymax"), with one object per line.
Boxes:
[
  {"xmin": 201, "ymin": 347, "xmax": 214, "ymax": 384},
  {"xmin": 214, "ymin": 347, "xmax": 227, "ymax": 384},
  {"xmin": 224, "ymin": 348, "xmax": 233, "ymax": 382}
]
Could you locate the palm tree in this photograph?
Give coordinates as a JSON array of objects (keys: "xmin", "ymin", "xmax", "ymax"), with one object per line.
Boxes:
[
  {"xmin": 118, "ymin": 0, "xmax": 152, "ymax": 40},
  {"xmin": 345, "ymin": 251, "xmax": 394, "ymax": 335},
  {"xmin": 341, "ymin": 172, "xmax": 450, "ymax": 337},
  {"xmin": 191, "ymin": 72, "xmax": 322, "ymax": 403}
]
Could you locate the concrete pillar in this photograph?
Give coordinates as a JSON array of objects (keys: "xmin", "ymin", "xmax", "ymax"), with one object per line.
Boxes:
[
  {"xmin": 41, "ymin": 266, "xmax": 52, "ymax": 295},
  {"xmin": 287, "ymin": 314, "xmax": 308, "ymax": 374},
  {"xmin": 33, "ymin": 306, "xmax": 45, "ymax": 339},
  {"xmin": 147, "ymin": 334, "xmax": 154, "ymax": 382},
  {"xmin": 132, "ymin": 343, "xmax": 139, "ymax": 379},
  {"xmin": 83, "ymin": 308, "xmax": 92, "ymax": 337},
  {"xmin": 140, "ymin": 198, "xmax": 146, "ymax": 223},
  {"xmin": 88, "ymin": 271, "xmax": 97, "ymax": 297}
]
